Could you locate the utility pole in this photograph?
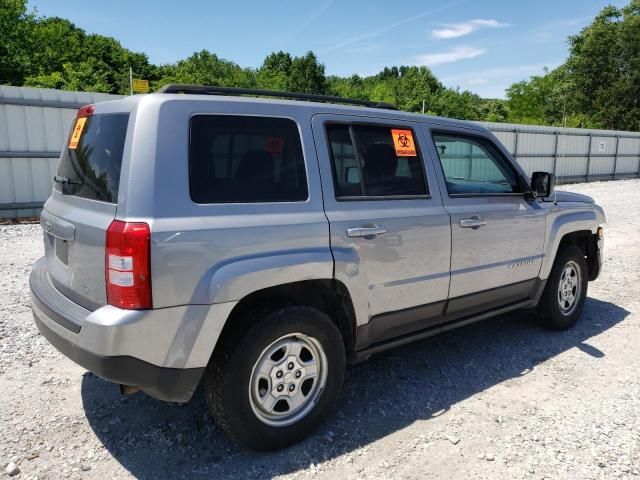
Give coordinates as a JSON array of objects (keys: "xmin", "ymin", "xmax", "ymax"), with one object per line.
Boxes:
[
  {"xmin": 129, "ymin": 67, "xmax": 133, "ymax": 96},
  {"xmin": 422, "ymin": 99, "xmax": 425, "ymax": 114}
]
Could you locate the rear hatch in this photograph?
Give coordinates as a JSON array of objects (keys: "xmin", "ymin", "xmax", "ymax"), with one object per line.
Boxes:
[{"xmin": 42, "ymin": 106, "xmax": 129, "ymax": 310}]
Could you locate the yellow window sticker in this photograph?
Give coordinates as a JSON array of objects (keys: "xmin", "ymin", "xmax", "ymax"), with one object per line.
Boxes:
[
  {"xmin": 68, "ymin": 117, "xmax": 87, "ymax": 149},
  {"xmin": 391, "ymin": 129, "xmax": 417, "ymax": 157}
]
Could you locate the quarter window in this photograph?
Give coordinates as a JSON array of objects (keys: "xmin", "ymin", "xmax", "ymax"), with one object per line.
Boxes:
[
  {"xmin": 432, "ymin": 134, "xmax": 519, "ymax": 195},
  {"xmin": 326, "ymin": 124, "xmax": 428, "ymax": 198},
  {"xmin": 189, "ymin": 116, "xmax": 308, "ymax": 203}
]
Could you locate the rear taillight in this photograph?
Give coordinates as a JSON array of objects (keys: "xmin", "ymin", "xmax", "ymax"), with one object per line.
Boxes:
[{"xmin": 106, "ymin": 220, "xmax": 152, "ymax": 309}]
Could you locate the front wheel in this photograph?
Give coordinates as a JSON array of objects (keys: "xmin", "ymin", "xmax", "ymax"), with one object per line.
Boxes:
[
  {"xmin": 204, "ymin": 306, "xmax": 345, "ymax": 450},
  {"xmin": 537, "ymin": 245, "xmax": 589, "ymax": 330}
]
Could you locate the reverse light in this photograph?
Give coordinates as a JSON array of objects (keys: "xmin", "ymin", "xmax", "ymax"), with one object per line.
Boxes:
[{"xmin": 106, "ymin": 220, "xmax": 152, "ymax": 309}]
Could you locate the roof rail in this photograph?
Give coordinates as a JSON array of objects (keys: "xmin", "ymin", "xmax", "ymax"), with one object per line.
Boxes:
[{"xmin": 156, "ymin": 84, "xmax": 397, "ymax": 110}]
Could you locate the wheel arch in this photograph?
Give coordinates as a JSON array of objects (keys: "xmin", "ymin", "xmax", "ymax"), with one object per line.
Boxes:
[
  {"xmin": 540, "ymin": 209, "xmax": 600, "ymax": 280},
  {"xmin": 211, "ymin": 279, "xmax": 358, "ymax": 362}
]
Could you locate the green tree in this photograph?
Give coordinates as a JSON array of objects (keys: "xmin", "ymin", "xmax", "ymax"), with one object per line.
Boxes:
[
  {"xmin": 431, "ymin": 88, "xmax": 482, "ymax": 120},
  {"xmin": 327, "ymin": 74, "xmax": 369, "ymax": 100},
  {"xmin": 566, "ymin": 0, "xmax": 640, "ymax": 129},
  {"xmin": 288, "ymin": 51, "xmax": 326, "ymax": 94},
  {"xmin": 8, "ymin": 0, "xmax": 640, "ymax": 127},
  {"xmin": 506, "ymin": 1, "xmax": 640, "ymax": 130},
  {"xmin": 27, "ymin": 17, "xmax": 85, "ymax": 77},
  {"xmin": 25, "ymin": 61, "xmax": 111, "ymax": 92},
  {"xmin": 506, "ymin": 68, "xmax": 558, "ymax": 125},
  {"xmin": 0, "ymin": 0, "xmax": 35, "ymax": 85},
  {"xmin": 256, "ymin": 51, "xmax": 292, "ymax": 90},
  {"xmin": 394, "ymin": 66, "xmax": 443, "ymax": 112},
  {"xmin": 157, "ymin": 50, "xmax": 252, "ymax": 89},
  {"xmin": 477, "ymin": 99, "xmax": 510, "ymax": 123}
]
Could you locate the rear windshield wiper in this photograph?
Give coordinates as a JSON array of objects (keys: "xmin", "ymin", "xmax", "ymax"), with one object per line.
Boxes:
[{"xmin": 53, "ymin": 175, "xmax": 83, "ymax": 185}]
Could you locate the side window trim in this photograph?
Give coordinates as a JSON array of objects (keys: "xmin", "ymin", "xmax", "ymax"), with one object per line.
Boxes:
[
  {"xmin": 325, "ymin": 120, "xmax": 432, "ymax": 201},
  {"xmin": 430, "ymin": 130, "xmax": 523, "ymax": 198}
]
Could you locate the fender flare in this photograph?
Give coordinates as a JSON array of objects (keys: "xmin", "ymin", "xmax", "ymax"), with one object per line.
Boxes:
[
  {"xmin": 540, "ymin": 209, "xmax": 600, "ymax": 279},
  {"xmin": 190, "ymin": 248, "xmax": 335, "ymax": 305}
]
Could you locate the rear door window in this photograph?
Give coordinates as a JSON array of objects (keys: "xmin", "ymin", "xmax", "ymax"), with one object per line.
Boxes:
[
  {"xmin": 326, "ymin": 124, "xmax": 428, "ymax": 198},
  {"xmin": 56, "ymin": 113, "xmax": 129, "ymax": 203},
  {"xmin": 189, "ymin": 115, "xmax": 308, "ymax": 203}
]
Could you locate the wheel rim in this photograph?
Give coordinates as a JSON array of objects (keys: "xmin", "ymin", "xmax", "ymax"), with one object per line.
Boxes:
[
  {"xmin": 557, "ymin": 260, "xmax": 582, "ymax": 316},
  {"xmin": 249, "ymin": 333, "xmax": 328, "ymax": 427}
]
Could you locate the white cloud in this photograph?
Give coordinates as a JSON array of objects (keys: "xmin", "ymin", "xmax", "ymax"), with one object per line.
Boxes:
[
  {"xmin": 466, "ymin": 78, "xmax": 488, "ymax": 86},
  {"xmin": 416, "ymin": 46, "xmax": 486, "ymax": 66},
  {"xmin": 432, "ymin": 19, "xmax": 508, "ymax": 39},
  {"xmin": 441, "ymin": 63, "xmax": 561, "ymax": 98},
  {"xmin": 442, "ymin": 63, "xmax": 559, "ymax": 84}
]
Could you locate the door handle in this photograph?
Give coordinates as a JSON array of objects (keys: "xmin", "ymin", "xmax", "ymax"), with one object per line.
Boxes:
[
  {"xmin": 347, "ymin": 225, "xmax": 386, "ymax": 238},
  {"xmin": 459, "ymin": 216, "xmax": 487, "ymax": 229}
]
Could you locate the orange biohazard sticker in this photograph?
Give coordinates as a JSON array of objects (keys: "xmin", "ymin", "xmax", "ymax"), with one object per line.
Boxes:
[
  {"xmin": 265, "ymin": 137, "xmax": 284, "ymax": 155},
  {"xmin": 391, "ymin": 129, "xmax": 417, "ymax": 157},
  {"xmin": 68, "ymin": 117, "xmax": 87, "ymax": 149}
]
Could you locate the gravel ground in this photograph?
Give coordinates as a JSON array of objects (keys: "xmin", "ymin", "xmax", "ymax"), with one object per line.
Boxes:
[{"xmin": 1, "ymin": 179, "xmax": 639, "ymax": 479}]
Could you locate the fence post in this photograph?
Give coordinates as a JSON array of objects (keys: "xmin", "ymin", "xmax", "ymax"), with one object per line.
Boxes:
[
  {"xmin": 586, "ymin": 133, "xmax": 592, "ymax": 182},
  {"xmin": 513, "ymin": 128, "xmax": 519, "ymax": 160},
  {"xmin": 612, "ymin": 136, "xmax": 619, "ymax": 180},
  {"xmin": 553, "ymin": 130, "xmax": 559, "ymax": 177}
]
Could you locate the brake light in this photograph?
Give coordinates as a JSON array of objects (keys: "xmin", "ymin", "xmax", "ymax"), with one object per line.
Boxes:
[
  {"xmin": 77, "ymin": 104, "xmax": 95, "ymax": 118},
  {"xmin": 106, "ymin": 220, "xmax": 152, "ymax": 309}
]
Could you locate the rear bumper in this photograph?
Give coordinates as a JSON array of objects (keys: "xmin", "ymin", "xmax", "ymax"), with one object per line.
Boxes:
[
  {"xmin": 33, "ymin": 313, "xmax": 203, "ymax": 402},
  {"xmin": 29, "ymin": 257, "xmax": 236, "ymax": 402}
]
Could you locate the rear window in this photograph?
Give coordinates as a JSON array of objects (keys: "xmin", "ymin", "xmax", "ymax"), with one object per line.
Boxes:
[
  {"xmin": 189, "ymin": 115, "xmax": 308, "ymax": 203},
  {"xmin": 55, "ymin": 113, "xmax": 129, "ymax": 203},
  {"xmin": 326, "ymin": 124, "xmax": 428, "ymax": 198}
]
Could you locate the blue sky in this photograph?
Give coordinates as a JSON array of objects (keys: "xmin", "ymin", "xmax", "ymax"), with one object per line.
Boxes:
[{"xmin": 29, "ymin": 0, "xmax": 627, "ymax": 98}]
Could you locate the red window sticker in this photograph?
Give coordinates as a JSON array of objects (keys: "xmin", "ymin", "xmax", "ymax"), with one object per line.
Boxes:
[{"xmin": 265, "ymin": 137, "xmax": 285, "ymax": 155}]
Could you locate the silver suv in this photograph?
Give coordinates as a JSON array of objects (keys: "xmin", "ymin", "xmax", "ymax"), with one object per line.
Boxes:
[{"xmin": 30, "ymin": 85, "xmax": 605, "ymax": 450}]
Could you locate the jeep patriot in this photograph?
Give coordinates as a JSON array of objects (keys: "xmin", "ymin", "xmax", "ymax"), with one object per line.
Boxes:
[{"xmin": 30, "ymin": 85, "xmax": 605, "ymax": 450}]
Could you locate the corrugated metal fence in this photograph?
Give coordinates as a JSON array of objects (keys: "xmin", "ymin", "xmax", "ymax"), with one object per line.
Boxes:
[
  {"xmin": 0, "ymin": 86, "xmax": 122, "ymax": 218},
  {"xmin": 1, "ymin": 85, "xmax": 639, "ymax": 218},
  {"xmin": 477, "ymin": 121, "xmax": 640, "ymax": 183}
]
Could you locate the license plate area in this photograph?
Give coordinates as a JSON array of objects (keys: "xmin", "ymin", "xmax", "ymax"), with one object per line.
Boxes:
[{"xmin": 55, "ymin": 238, "xmax": 69, "ymax": 265}]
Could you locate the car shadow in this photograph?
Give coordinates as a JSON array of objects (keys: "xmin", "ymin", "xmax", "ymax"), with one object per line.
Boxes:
[{"xmin": 81, "ymin": 297, "xmax": 629, "ymax": 479}]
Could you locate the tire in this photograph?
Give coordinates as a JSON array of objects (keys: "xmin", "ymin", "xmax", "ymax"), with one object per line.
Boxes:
[
  {"xmin": 537, "ymin": 245, "xmax": 588, "ymax": 330},
  {"xmin": 204, "ymin": 306, "xmax": 346, "ymax": 450}
]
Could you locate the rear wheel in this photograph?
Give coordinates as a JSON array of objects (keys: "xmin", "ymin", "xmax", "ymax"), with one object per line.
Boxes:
[
  {"xmin": 204, "ymin": 306, "xmax": 345, "ymax": 450},
  {"xmin": 537, "ymin": 245, "xmax": 588, "ymax": 330}
]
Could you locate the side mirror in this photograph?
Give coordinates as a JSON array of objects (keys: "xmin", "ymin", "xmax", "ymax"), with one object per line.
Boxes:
[{"xmin": 530, "ymin": 171, "xmax": 555, "ymax": 198}]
